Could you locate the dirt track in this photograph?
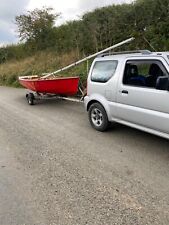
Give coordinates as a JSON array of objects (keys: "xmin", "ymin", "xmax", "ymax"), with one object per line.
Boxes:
[{"xmin": 0, "ymin": 86, "xmax": 169, "ymax": 225}]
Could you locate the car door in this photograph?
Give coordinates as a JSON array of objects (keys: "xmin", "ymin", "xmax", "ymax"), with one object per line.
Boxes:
[{"xmin": 116, "ymin": 57, "xmax": 169, "ymax": 134}]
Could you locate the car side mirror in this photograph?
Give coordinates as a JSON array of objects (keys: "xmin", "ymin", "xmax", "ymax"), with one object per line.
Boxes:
[{"xmin": 156, "ymin": 76, "xmax": 169, "ymax": 91}]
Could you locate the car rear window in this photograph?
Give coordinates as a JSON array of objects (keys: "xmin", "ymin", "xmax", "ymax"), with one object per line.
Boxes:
[{"xmin": 91, "ymin": 60, "xmax": 118, "ymax": 83}]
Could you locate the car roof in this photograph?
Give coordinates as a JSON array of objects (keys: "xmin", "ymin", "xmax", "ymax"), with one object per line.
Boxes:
[{"xmin": 95, "ymin": 51, "xmax": 169, "ymax": 61}]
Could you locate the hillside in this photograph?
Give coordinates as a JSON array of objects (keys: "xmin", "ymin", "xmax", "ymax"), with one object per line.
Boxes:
[
  {"xmin": 0, "ymin": 50, "xmax": 87, "ymax": 87},
  {"xmin": 0, "ymin": 0, "xmax": 169, "ymax": 87}
]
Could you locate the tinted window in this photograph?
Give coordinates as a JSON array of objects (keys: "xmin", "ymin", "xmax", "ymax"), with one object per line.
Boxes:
[
  {"xmin": 123, "ymin": 60, "xmax": 168, "ymax": 88},
  {"xmin": 91, "ymin": 60, "xmax": 118, "ymax": 83}
]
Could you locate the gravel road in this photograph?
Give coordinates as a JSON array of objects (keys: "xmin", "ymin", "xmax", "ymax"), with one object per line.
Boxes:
[{"xmin": 0, "ymin": 86, "xmax": 169, "ymax": 225}]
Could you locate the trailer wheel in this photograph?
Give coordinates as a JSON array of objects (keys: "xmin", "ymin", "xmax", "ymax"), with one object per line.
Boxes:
[
  {"xmin": 88, "ymin": 103, "xmax": 109, "ymax": 132},
  {"xmin": 26, "ymin": 93, "xmax": 34, "ymax": 105}
]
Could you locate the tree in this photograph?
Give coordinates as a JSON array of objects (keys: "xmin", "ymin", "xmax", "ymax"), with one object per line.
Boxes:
[{"xmin": 15, "ymin": 7, "xmax": 59, "ymax": 50}]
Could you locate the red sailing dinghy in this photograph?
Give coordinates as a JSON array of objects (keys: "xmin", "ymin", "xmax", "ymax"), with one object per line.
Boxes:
[
  {"xmin": 19, "ymin": 75, "xmax": 80, "ymax": 105},
  {"xmin": 19, "ymin": 75, "xmax": 79, "ymax": 95}
]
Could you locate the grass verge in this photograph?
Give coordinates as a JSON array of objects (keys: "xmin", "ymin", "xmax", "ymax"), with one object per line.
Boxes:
[{"xmin": 0, "ymin": 50, "xmax": 91, "ymax": 87}]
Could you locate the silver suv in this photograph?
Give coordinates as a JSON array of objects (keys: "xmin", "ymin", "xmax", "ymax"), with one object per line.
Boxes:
[{"xmin": 84, "ymin": 50, "xmax": 169, "ymax": 139}]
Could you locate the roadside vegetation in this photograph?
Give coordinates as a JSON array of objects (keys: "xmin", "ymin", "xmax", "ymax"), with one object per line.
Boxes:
[{"xmin": 0, "ymin": 0, "xmax": 169, "ymax": 86}]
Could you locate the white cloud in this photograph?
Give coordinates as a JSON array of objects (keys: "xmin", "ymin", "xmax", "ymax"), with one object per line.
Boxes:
[
  {"xmin": 28, "ymin": 0, "xmax": 132, "ymax": 25},
  {"xmin": 0, "ymin": 0, "xmax": 29, "ymax": 46},
  {"xmin": 28, "ymin": 0, "xmax": 79, "ymax": 11},
  {"xmin": 28, "ymin": 0, "xmax": 79, "ymax": 25}
]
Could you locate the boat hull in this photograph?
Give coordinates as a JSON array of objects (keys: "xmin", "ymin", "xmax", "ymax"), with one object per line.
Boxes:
[{"xmin": 19, "ymin": 76, "xmax": 79, "ymax": 96}]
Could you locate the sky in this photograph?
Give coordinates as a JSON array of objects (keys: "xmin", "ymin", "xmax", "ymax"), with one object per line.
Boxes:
[{"xmin": 0, "ymin": 0, "xmax": 131, "ymax": 46}]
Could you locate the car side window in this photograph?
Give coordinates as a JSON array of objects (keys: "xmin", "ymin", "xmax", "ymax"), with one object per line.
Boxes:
[
  {"xmin": 123, "ymin": 60, "xmax": 168, "ymax": 88},
  {"xmin": 91, "ymin": 60, "xmax": 118, "ymax": 83}
]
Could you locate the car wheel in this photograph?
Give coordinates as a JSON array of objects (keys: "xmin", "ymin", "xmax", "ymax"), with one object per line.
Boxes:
[{"xmin": 88, "ymin": 103, "xmax": 109, "ymax": 132}]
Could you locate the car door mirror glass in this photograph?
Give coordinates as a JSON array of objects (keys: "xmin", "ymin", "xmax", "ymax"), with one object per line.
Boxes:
[{"xmin": 156, "ymin": 76, "xmax": 169, "ymax": 91}]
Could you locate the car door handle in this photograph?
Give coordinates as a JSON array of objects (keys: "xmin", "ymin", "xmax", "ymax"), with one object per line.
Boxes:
[{"xmin": 121, "ymin": 90, "xmax": 128, "ymax": 94}]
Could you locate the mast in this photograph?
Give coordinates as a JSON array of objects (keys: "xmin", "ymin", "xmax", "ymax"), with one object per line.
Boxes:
[{"xmin": 42, "ymin": 37, "xmax": 135, "ymax": 79}]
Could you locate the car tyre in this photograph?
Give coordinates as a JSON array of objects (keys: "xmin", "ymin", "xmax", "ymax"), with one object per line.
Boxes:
[{"xmin": 88, "ymin": 103, "xmax": 109, "ymax": 132}]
